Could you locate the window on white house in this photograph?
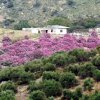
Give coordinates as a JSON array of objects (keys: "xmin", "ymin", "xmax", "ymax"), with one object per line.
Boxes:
[
  {"xmin": 51, "ymin": 29, "xmax": 53, "ymax": 32},
  {"xmin": 60, "ymin": 30, "xmax": 63, "ymax": 32},
  {"xmin": 46, "ymin": 30, "xmax": 48, "ymax": 33}
]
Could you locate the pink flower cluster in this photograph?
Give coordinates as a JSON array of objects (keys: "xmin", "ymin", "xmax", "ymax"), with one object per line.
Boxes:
[{"xmin": 0, "ymin": 33, "xmax": 100, "ymax": 66}]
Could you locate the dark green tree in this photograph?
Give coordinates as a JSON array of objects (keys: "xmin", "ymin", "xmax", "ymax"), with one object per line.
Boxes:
[
  {"xmin": 14, "ymin": 20, "xmax": 31, "ymax": 30},
  {"xmin": 43, "ymin": 80, "xmax": 62, "ymax": 97}
]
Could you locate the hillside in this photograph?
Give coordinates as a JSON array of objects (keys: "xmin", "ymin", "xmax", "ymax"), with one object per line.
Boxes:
[{"xmin": 0, "ymin": 0, "xmax": 100, "ymax": 26}]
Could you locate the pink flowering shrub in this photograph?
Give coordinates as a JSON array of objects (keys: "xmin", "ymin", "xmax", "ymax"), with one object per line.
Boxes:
[{"xmin": 0, "ymin": 32, "xmax": 100, "ymax": 66}]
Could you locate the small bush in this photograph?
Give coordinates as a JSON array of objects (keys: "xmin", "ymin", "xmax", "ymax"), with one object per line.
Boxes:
[
  {"xmin": 24, "ymin": 62, "xmax": 43, "ymax": 73},
  {"xmin": 28, "ymin": 81, "xmax": 43, "ymax": 93},
  {"xmin": 83, "ymin": 78, "xmax": 94, "ymax": 91},
  {"xmin": 43, "ymin": 63, "xmax": 56, "ymax": 71},
  {"xmin": 14, "ymin": 20, "xmax": 31, "ymax": 30},
  {"xmin": 64, "ymin": 64, "xmax": 80, "ymax": 75},
  {"xmin": 43, "ymin": 71, "xmax": 60, "ymax": 81},
  {"xmin": 68, "ymin": 49, "xmax": 90, "ymax": 62},
  {"xmin": 60, "ymin": 72, "xmax": 78, "ymax": 88},
  {"xmin": 72, "ymin": 87, "xmax": 82, "ymax": 100},
  {"xmin": 9, "ymin": 67, "xmax": 34, "ymax": 84},
  {"xmin": 0, "ymin": 68, "xmax": 11, "ymax": 82},
  {"xmin": 62, "ymin": 89, "xmax": 73, "ymax": 100},
  {"xmin": 93, "ymin": 69, "xmax": 100, "ymax": 82},
  {"xmin": 0, "ymin": 81, "xmax": 17, "ymax": 93},
  {"xmin": 0, "ymin": 90, "xmax": 15, "ymax": 100},
  {"xmin": 29, "ymin": 90, "xmax": 47, "ymax": 100},
  {"xmin": 43, "ymin": 80, "xmax": 62, "ymax": 97},
  {"xmin": 92, "ymin": 56, "xmax": 100, "ymax": 69},
  {"xmin": 48, "ymin": 96, "xmax": 54, "ymax": 100},
  {"xmin": 50, "ymin": 53, "xmax": 67, "ymax": 66},
  {"xmin": 78, "ymin": 63, "xmax": 96, "ymax": 78}
]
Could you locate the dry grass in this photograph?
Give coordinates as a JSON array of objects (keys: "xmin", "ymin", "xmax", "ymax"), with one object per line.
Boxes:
[{"xmin": 0, "ymin": 28, "xmax": 39, "ymax": 42}]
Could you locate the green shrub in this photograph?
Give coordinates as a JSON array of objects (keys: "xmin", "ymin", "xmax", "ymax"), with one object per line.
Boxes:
[
  {"xmin": 14, "ymin": 20, "xmax": 31, "ymax": 30},
  {"xmin": 68, "ymin": 49, "xmax": 90, "ymax": 62},
  {"xmin": 64, "ymin": 64, "xmax": 80, "ymax": 75},
  {"xmin": 43, "ymin": 63, "xmax": 56, "ymax": 71},
  {"xmin": 29, "ymin": 90, "xmax": 47, "ymax": 100},
  {"xmin": 0, "ymin": 68, "xmax": 11, "ymax": 82},
  {"xmin": 0, "ymin": 90, "xmax": 15, "ymax": 100},
  {"xmin": 42, "ymin": 58, "xmax": 50, "ymax": 65},
  {"xmin": 66, "ymin": 55, "xmax": 77, "ymax": 65},
  {"xmin": 48, "ymin": 96, "xmax": 54, "ymax": 100},
  {"xmin": 62, "ymin": 89, "xmax": 73, "ymax": 100},
  {"xmin": 43, "ymin": 80, "xmax": 62, "ymax": 97},
  {"xmin": 89, "ymin": 91, "xmax": 100, "ymax": 100},
  {"xmin": 0, "ymin": 81, "xmax": 17, "ymax": 93},
  {"xmin": 9, "ymin": 67, "xmax": 34, "ymax": 84},
  {"xmin": 83, "ymin": 78, "xmax": 94, "ymax": 91},
  {"xmin": 72, "ymin": 87, "xmax": 82, "ymax": 100},
  {"xmin": 92, "ymin": 56, "xmax": 100, "ymax": 69},
  {"xmin": 28, "ymin": 81, "xmax": 43, "ymax": 93},
  {"xmin": 47, "ymin": 17, "xmax": 72, "ymax": 27},
  {"xmin": 78, "ymin": 63, "xmax": 96, "ymax": 78},
  {"xmin": 17, "ymin": 71, "xmax": 34, "ymax": 84},
  {"xmin": 93, "ymin": 69, "xmax": 100, "ymax": 82},
  {"xmin": 43, "ymin": 71, "xmax": 60, "ymax": 81},
  {"xmin": 81, "ymin": 94, "xmax": 89, "ymax": 100},
  {"xmin": 92, "ymin": 92, "xmax": 100, "ymax": 100},
  {"xmin": 50, "ymin": 52, "xmax": 76, "ymax": 66},
  {"xmin": 24, "ymin": 62, "xmax": 43, "ymax": 73},
  {"xmin": 50, "ymin": 53, "xmax": 67, "ymax": 66},
  {"xmin": 60, "ymin": 72, "xmax": 78, "ymax": 88}
]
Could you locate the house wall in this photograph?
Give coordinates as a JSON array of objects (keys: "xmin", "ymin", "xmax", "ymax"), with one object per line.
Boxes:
[
  {"xmin": 49, "ymin": 28, "xmax": 67, "ymax": 34},
  {"xmin": 31, "ymin": 28, "xmax": 40, "ymax": 34}
]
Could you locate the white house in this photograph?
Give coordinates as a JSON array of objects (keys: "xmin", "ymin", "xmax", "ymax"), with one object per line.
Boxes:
[
  {"xmin": 22, "ymin": 28, "xmax": 41, "ymax": 34},
  {"xmin": 40, "ymin": 25, "xmax": 69, "ymax": 35},
  {"xmin": 22, "ymin": 25, "xmax": 69, "ymax": 34}
]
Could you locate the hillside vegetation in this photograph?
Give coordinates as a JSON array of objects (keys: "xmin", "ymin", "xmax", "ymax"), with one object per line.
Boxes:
[
  {"xmin": 0, "ymin": 48, "xmax": 100, "ymax": 100},
  {"xmin": 0, "ymin": 0, "xmax": 100, "ymax": 27},
  {"xmin": 0, "ymin": 33, "xmax": 100, "ymax": 100}
]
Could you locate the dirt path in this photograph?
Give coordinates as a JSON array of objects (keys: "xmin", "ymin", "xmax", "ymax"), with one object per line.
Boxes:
[{"xmin": 16, "ymin": 85, "xmax": 29, "ymax": 100}]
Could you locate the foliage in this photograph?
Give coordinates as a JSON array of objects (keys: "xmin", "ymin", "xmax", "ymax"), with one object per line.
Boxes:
[
  {"xmin": 72, "ymin": 87, "xmax": 83, "ymax": 100},
  {"xmin": 28, "ymin": 81, "xmax": 43, "ymax": 93},
  {"xmin": 43, "ymin": 63, "xmax": 56, "ymax": 71},
  {"xmin": 0, "ymin": 67, "xmax": 34, "ymax": 84},
  {"xmin": 93, "ymin": 69, "xmax": 100, "ymax": 82},
  {"xmin": 43, "ymin": 71, "xmax": 60, "ymax": 81},
  {"xmin": 67, "ymin": 0, "xmax": 75, "ymax": 7},
  {"xmin": 64, "ymin": 64, "xmax": 80, "ymax": 75},
  {"xmin": 62, "ymin": 89, "xmax": 73, "ymax": 100},
  {"xmin": 14, "ymin": 20, "xmax": 31, "ymax": 30},
  {"xmin": 24, "ymin": 62, "xmax": 43, "ymax": 73},
  {"xmin": 50, "ymin": 53, "xmax": 67, "ymax": 66},
  {"xmin": 48, "ymin": 96, "xmax": 54, "ymax": 100},
  {"xmin": 29, "ymin": 90, "xmax": 47, "ymax": 100},
  {"xmin": 92, "ymin": 55, "xmax": 100, "ymax": 69},
  {"xmin": 0, "ymin": 33, "xmax": 100, "ymax": 66},
  {"xmin": 0, "ymin": 90, "xmax": 15, "ymax": 100},
  {"xmin": 43, "ymin": 80, "xmax": 62, "ymax": 97},
  {"xmin": 68, "ymin": 49, "xmax": 90, "ymax": 62},
  {"xmin": 47, "ymin": 17, "xmax": 72, "ymax": 27},
  {"xmin": 78, "ymin": 63, "xmax": 96, "ymax": 78},
  {"xmin": 60, "ymin": 72, "xmax": 78, "ymax": 88},
  {"xmin": 0, "ymin": 81, "xmax": 17, "ymax": 93},
  {"xmin": 83, "ymin": 78, "xmax": 94, "ymax": 91}
]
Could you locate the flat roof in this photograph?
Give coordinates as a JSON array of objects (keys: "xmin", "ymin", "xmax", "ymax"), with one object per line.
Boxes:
[{"xmin": 44, "ymin": 25, "xmax": 69, "ymax": 29}]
